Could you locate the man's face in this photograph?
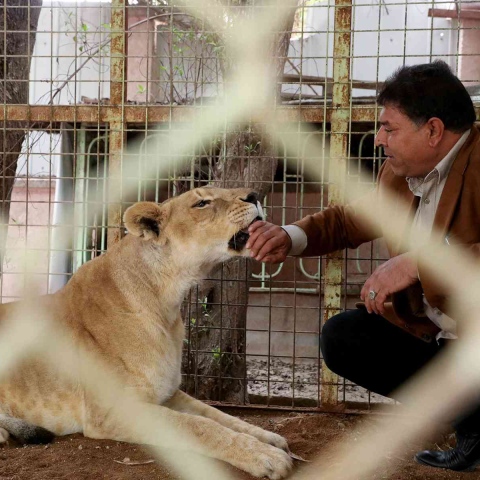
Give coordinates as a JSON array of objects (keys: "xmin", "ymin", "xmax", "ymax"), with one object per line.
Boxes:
[{"xmin": 374, "ymin": 105, "xmax": 436, "ymax": 178}]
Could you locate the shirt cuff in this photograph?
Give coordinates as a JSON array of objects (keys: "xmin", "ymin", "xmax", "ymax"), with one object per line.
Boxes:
[{"xmin": 281, "ymin": 225, "xmax": 307, "ymax": 256}]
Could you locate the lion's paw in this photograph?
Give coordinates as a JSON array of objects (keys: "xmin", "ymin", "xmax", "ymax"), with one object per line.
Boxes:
[
  {"xmin": 261, "ymin": 431, "xmax": 289, "ymax": 451},
  {"xmin": 244, "ymin": 442, "xmax": 293, "ymax": 479},
  {"xmin": 0, "ymin": 428, "xmax": 9, "ymax": 444},
  {"xmin": 249, "ymin": 427, "xmax": 289, "ymax": 451}
]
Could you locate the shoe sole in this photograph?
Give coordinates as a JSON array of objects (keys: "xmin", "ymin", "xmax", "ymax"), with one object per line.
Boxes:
[{"xmin": 414, "ymin": 454, "xmax": 478, "ymax": 472}]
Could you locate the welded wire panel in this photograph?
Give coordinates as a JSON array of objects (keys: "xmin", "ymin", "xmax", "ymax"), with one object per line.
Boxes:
[{"xmin": 0, "ymin": 0, "xmax": 479, "ymax": 414}]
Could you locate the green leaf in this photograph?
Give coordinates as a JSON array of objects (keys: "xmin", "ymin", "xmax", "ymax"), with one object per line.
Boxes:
[
  {"xmin": 81, "ymin": 23, "xmax": 88, "ymax": 32},
  {"xmin": 212, "ymin": 346, "xmax": 221, "ymax": 360}
]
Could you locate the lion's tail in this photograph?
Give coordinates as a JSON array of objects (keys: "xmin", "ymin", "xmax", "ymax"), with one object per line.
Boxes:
[{"xmin": 0, "ymin": 414, "xmax": 55, "ymax": 444}]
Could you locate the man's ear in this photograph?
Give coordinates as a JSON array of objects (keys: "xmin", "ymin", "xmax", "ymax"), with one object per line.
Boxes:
[
  {"xmin": 426, "ymin": 117, "xmax": 445, "ymax": 147},
  {"xmin": 123, "ymin": 202, "xmax": 166, "ymax": 240}
]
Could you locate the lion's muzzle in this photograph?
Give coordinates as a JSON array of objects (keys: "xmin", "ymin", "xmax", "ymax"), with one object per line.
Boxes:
[{"xmin": 228, "ymin": 216, "xmax": 263, "ymax": 251}]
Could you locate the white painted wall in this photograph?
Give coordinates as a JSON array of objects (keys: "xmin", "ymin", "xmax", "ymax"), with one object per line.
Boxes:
[
  {"xmin": 19, "ymin": 1, "xmax": 111, "ymax": 176},
  {"xmin": 285, "ymin": 0, "xmax": 457, "ymax": 98}
]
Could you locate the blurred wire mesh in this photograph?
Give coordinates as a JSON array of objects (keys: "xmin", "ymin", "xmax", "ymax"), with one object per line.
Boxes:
[{"xmin": 1, "ymin": 0, "xmax": 479, "ymax": 414}]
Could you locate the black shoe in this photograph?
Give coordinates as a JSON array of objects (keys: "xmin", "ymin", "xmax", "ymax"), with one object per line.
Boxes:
[{"xmin": 415, "ymin": 432, "xmax": 480, "ymax": 472}]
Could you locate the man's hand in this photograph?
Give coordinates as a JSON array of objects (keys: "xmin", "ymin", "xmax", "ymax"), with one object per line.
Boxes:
[
  {"xmin": 360, "ymin": 253, "xmax": 418, "ymax": 315},
  {"xmin": 246, "ymin": 221, "xmax": 292, "ymax": 263}
]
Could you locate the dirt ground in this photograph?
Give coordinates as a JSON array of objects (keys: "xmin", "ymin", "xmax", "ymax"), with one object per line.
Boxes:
[{"xmin": 1, "ymin": 409, "xmax": 480, "ymax": 480}]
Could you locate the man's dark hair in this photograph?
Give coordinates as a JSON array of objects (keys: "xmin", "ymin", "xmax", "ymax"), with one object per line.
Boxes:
[{"xmin": 377, "ymin": 60, "xmax": 476, "ymax": 133}]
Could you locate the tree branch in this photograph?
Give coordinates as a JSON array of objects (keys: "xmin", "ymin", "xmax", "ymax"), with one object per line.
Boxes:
[{"xmin": 48, "ymin": 12, "xmax": 199, "ymax": 105}]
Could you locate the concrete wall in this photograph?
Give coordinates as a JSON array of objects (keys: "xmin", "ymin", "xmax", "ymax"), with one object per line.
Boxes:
[
  {"xmin": 459, "ymin": 16, "xmax": 480, "ymax": 87},
  {"xmin": 1, "ymin": 181, "xmax": 55, "ymax": 302}
]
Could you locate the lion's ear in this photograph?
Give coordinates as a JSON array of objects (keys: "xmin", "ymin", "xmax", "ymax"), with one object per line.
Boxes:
[{"xmin": 123, "ymin": 202, "xmax": 166, "ymax": 240}]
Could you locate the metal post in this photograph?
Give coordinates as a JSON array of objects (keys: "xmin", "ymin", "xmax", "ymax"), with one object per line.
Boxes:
[
  {"xmin": 321, "ymin": 0, "xmax": 352, "ymax": 409},
  {"xmin": 107, "ymin": 0, "xmax": 126, "ymax": 247}
]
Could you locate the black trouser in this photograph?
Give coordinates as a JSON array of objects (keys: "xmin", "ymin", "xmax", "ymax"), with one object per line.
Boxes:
[{"xmin": 320, "ymin": 308, "xmax": 480, "ymax": 434}]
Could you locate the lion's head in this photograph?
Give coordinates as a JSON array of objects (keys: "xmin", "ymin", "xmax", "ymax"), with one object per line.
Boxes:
[{"xmin": 123, "ymin": 187, "xmax": 263, "ymax": 264}]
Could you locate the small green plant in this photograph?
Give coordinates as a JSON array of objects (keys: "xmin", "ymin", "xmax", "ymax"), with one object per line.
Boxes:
[
  {"xmin": 136, "ymin": 84, "xmax": 146, "ymax": 94},
  {"xmin": 201, "ymin": 296, "xmax": 209, "ymax": 317},
  {"xmin": 71, "ymin": 22, "xmax": 89, "ymax": 53},
  {"xmin": 244, "ymin": 141, "xmax": 261, "ymax": 155},
  {"xmin": 173, "ymin": 65, "xmax": 184, "ymax": 77},
  {"xmin": 212, "ymin": 346, "xmax": 221, "ymax": 361}
]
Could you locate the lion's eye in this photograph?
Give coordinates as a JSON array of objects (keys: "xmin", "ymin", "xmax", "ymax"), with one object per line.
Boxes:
[{"xmin": 194, "ymin": 200, "xmax": 211, "ymax": 208}]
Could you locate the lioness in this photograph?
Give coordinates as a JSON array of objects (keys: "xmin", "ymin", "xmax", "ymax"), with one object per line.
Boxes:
[{"xmin": 0, "ymin": 187, "xmax": 292, "ymax": 479}]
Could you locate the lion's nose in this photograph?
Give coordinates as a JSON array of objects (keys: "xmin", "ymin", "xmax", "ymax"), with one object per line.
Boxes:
[{"xmin": 241, "ymin": 192, "xmax": 259, "ymax": 205}]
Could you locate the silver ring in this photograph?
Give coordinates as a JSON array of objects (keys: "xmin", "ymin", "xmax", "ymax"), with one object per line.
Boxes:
[{"xmin": 368, "ymin": 290, "xmax": 377, "ymax": 301}]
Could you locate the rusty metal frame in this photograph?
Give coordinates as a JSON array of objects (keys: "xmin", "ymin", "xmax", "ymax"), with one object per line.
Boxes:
[
  {"xmin": 0, "ymin": 104, "xmax": 382, "ymax": 124},
  {"xmin": 107, "ymin": 0, "xmax": 126, "ymax": 247},
  {"xmin": 320, "ymin": 0, "xmax": 352, "ymax": 410}
]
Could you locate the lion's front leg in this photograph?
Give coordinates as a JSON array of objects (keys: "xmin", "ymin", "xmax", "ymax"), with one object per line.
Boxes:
[
  {"xmin": 163, "ymin": 390, "xmax": 289, "ymax": 451},
  {"xmin": 84, "ymin": 401, "xmax": 292, "ymax": 479}
]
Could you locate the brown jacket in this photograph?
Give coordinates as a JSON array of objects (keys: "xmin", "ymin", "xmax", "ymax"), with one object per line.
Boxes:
[{"xmin": 295, "ymin": 126, "xmax": 480, "ymax": 341}]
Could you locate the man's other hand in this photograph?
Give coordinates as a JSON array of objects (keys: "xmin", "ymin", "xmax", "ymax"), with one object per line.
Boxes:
[
  {"xmin": 360, "ymin": 253, "xmax": 418, "ymax": 315},
  {"xmin": 246, "ymin": 221, "xmax": 292, "ymax": 263}
]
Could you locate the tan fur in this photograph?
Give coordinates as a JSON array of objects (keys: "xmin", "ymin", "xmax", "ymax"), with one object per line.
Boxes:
[{"xmin": 0, "ymin": 187, "xmax": 292, "ymax": 479}]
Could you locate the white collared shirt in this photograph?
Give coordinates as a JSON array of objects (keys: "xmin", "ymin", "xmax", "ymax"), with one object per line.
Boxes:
[
  {"xmin": 284, "ymin": 129, "xmax": 471, "ymax": 341},
  {"xmin": 407, "ymin": 129, "xmax": 470, "ymax": 340},
  {"xmin": 407, "ymin": 129, "xmax": 470, "ymax": 244}
]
